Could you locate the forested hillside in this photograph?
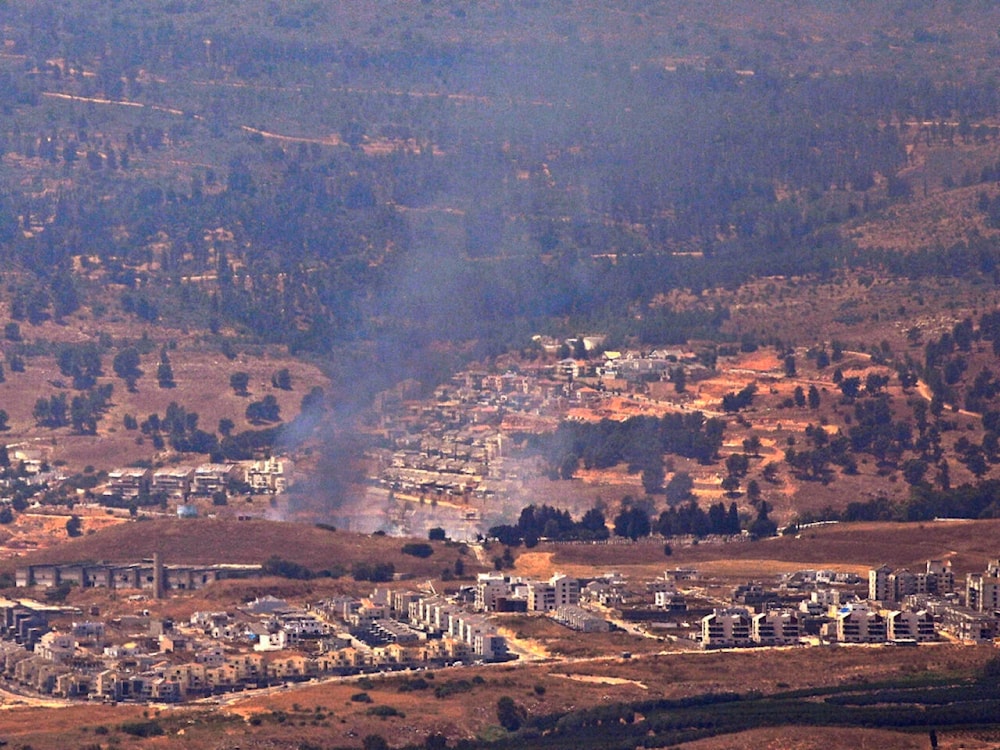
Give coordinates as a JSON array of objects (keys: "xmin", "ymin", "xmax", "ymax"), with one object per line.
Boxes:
[{"xmin": 2, "ymin": 0, "xmax": 1000, "ymax": 371}]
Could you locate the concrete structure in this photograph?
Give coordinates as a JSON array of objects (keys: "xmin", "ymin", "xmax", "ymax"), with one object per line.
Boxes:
[
  {"xmin": 16, "ymin": 562, "xmax": 262, "ymax": 592},
  {"xmin": 552, "ymin": 605, "xmax": 610, "ymax": 633},
  {"xmin": 190, "ymin": 463, "xmax": 241, "ymax": 496},
  {"xmin": 868, "ymin": 564, "xmax": 892, "ymax": 602},
  {"xmin": 835, "ymin": 604, "xmax": 886, "ymax": 644},
  {"xmin": 936, "ymin": 604, "xmax": 997, "ymax": 643},
  {"xmin": 967, "ymin": 560, "xmax": 1000, "ymax": 613},
  {"xmin": 701, "ymin": 608, "xmax": 752, "ymax": 649},
  {"xmin": 886, "ymin": 610, "xmax": 936, "ymax": 642},
  {"xmin": 527, "ymin": 574, "xmax": 579, "ymax": 612},
  {"xmin": 751, "ymin": 609, "xmax": 800, "ymax": 646},
  {"xmin": 475, "ymin": 573, "xmax": 510, "ymax": 612},
  {"xmin": 246, "ymin": 457, "xmax": 290, "ymax": 493},
  {"xmin": 871, "ymin": 560, "xmax": 954, "ymax": 604},
  {"xmin": 33, "ymin": 632, "xmax": 75, "ymax": 663},
  {"xmin": 106, "ymin": 469, "xmax": 151, "ymax": 499},
  {"xmin": 150, "ymin": 468, "xmax": 194, "ymax": 500}
]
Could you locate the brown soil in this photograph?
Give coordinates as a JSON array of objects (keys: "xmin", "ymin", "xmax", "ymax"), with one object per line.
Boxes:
[
  {"xmin": 5, "ymin": 518, "xmax": 486, "ymax": 580},
  {"xmin": 542, "ymin": 518, "xmax": 1000, "ymax": 580}
]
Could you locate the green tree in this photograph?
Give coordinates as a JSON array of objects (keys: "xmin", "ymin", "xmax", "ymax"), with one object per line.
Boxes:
[
  {"xmin": 246, "ymin": 395, "xmax": 280, "ymax": 423},
  {"xmin": 725, "ymin": 452, "xmax": 750, "ymax": 478},
  {"xmin": 672, "ymin": 366, "xmax": 686, "ymax": 393},
  {"xmin": 580, "ymin": 507, "xmax": 609, "ymax": 539},
  {"xmin": 721, "ymin": 474, "xmax": 741, "ymax": 496},
  {"xmin": 113, "ymin": 347, "xmax": 142, "ymax": 391},
  {"xmin": 807, "ymin": 384, "xmax": 821, "ymax": 409},
  {"xmin": 157, "ymin": 356, "xmax": 175, "ymax": 389},
  {"xmin": 749, "ymin": 500, "xmax": 778, "ymax": 538},
  {"xmin": 839, "ymin": 376, "xmax": 861, "ymax": 400},
  {"xmin": 665, "ymin": 471, "xmax": 695, "ymax": 504},
  {"xmin": 613, "ymin": 506, "xmax": 651, "ymax": 540},
  {"xmin": 496, "ymin": 696, "xmax": 523, "ymax": 731},
  {"xmin": 902, "ymin": 458, "xmax": 928, "ymax": 486},
  {"xmin": 271, "ymin": 368, "xmax": 292, "ymax": 390},
  {"xmin": 65, "ymin": 515, "xmax": 82, "ymax": 537},
  {"xmin": 641, "ymin": 461, "xmax": 665, "ymax": 494},
  {"xmin": 230, "ymin": 371, "xmax": 250, "ymax": 396}
]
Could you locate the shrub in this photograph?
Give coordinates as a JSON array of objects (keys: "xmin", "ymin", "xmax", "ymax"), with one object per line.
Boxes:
[
  {"xmin": 352, "ymin": 561, "xmax": 395, "ymax": 582},
  {"xmin": 120, "ymin": 720, "xmax": 165, "ymax": 738},
  {"xmin": 351, "ymin": 692, "xmax": 373, "ymax": 703},
  {"xmin": 366, "ymin": 705, "xmax": 404, "ymax": 718},
  {"xmin": 401, "ymin": 542, "xmax": 434, "ymax": 558},
  {"xmin": 497, "ymin": 696, "xmax": 524, "ymax": 731}
]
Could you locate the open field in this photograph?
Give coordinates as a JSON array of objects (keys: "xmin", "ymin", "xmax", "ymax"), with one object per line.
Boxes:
[
  {"xmin": 0, "ymin": 311, "xmax": 330, "ymax": 475},
  {"xmin": 533, "ymin": 519, "xmax": 1000, "ymax": 582},
  {"xmin": 4, "ymin": 518, "xmax": 484, "ymax": 580}
]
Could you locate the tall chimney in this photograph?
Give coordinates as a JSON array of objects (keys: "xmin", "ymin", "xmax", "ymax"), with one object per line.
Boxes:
[{"xmin": 153, "ymin": 552, "xmax": 164, "ymax": 600}]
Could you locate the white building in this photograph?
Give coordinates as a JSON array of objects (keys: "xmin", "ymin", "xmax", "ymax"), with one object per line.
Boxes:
[
  {"xmin": 475, "ymin": 573, "xmax": 510, "ymax": 612},
  {"xmin": 835, "ymin": 604, "xmax": 886, "ymax": 644},
  {"xmin": 701, "ymin": 608, "xmax": 752, "ymax": 649},
  {"xmin": 527, "ymin": 574, "xmax": 579, "ymax": 612},
  {"xmin": 869, "ymin": 564, "xmax": 892, "ymax": 602},
  {"xmin": 886, "ymin": 610, "xmax": 936, "ymax": 642},
  {"xmin": 751, "ymin": 610, "xmax": 800, "ymax": 646},
  {"xmin": 34, "ymin": 632, "xmax": 76, "ymax": 663},
  {"xmin": 246, "ymin": 457, "xmax": 291, "ymax": 493}
]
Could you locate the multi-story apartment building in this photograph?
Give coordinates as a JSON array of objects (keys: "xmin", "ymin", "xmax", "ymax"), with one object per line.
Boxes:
[
  {"xmin": 835, "ymin": 604, "xmax": 886, "ymax": 644},
  {"xmin": 701, "ymin": 608, "xmax": 752, "ymax": 649},
  {"xmin": 966, "ymin": 560, "xmax": 1000, "ymax": 613},
  {"xmin": 886, "ymin": 610, "xmax": 936, "ymax": 642},
  {"xmin": 527, "ymin": 574, "xmax": 579, "ymax": 612},
  {"xmin": 870, "ymin": 560, "xmax": 954, "ymax": 604},
  {"xmin": 751, "ymin": 610, "xmax": 800, "ymax": 646}
]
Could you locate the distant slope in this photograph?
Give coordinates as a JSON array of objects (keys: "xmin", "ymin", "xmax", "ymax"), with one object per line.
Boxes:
[
  {"xmin": 548, "ymin": 519, "xmax": 1000, "ymax": 578},
  {"xmin": 6, "ymin": 518, "xmax": 473, "ymax": 578}
]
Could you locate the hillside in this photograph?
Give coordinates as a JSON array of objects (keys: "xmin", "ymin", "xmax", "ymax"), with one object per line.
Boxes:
[
  {"xmin": 7, "ymin": 518, "xmax": 477, "ymax": 579},
  {"xmin": 536, "ymin": 519, "xmax": 1000, "ymax": 580}
]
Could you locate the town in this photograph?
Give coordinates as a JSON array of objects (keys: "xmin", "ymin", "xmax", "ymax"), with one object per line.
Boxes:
[{"xmin": 3, "ymin": 548, "xmax": 1000, "ymax": 704}]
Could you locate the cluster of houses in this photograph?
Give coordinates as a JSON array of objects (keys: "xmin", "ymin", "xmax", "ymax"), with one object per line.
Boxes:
[
  {"xmin": 10, "ymin": 552, "xmax": 1000, "ymax": 702},
  {"xmin": 103, "ymin": 457, "xmax": 290, "ymax": 505},
  {"xmin": 0, "ymin": 577, "xmax": 517, "ymax": 702},
  {"xmin": 368, "ymin": 341, "xmax": 702, "ymax": 520},
  {"xmin": 0, "ymin": 567, "xmax": 625, "ymax": 703},
  {"xmin": 698, "ymin": 559, "xmax": 1000, "ymax": 649},
  {"xmin": 474, "ymin": 572, "xmax": 610, "ymax": 632}
]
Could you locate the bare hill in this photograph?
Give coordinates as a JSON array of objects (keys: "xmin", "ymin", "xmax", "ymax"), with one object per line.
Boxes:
[
  {"xmin": 546, "ymin": 519, "xmax": 1000, "ymax": 579},
  {"xmin": 7, "ymin": 518, "xmax": 474, "ymax": 578}
]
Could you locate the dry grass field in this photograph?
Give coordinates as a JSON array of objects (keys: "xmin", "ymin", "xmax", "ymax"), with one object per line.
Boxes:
[
  {"xmin": 0, "ymin": 310, "xmax": 331, "ymax": 475},
  {"xmin": 3, "ymin": 518, "xmax": 484, "ymax": 580},
  {"xmin": 537, "ymin": 519, "xmax": 1000, "ymax": 582}
]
